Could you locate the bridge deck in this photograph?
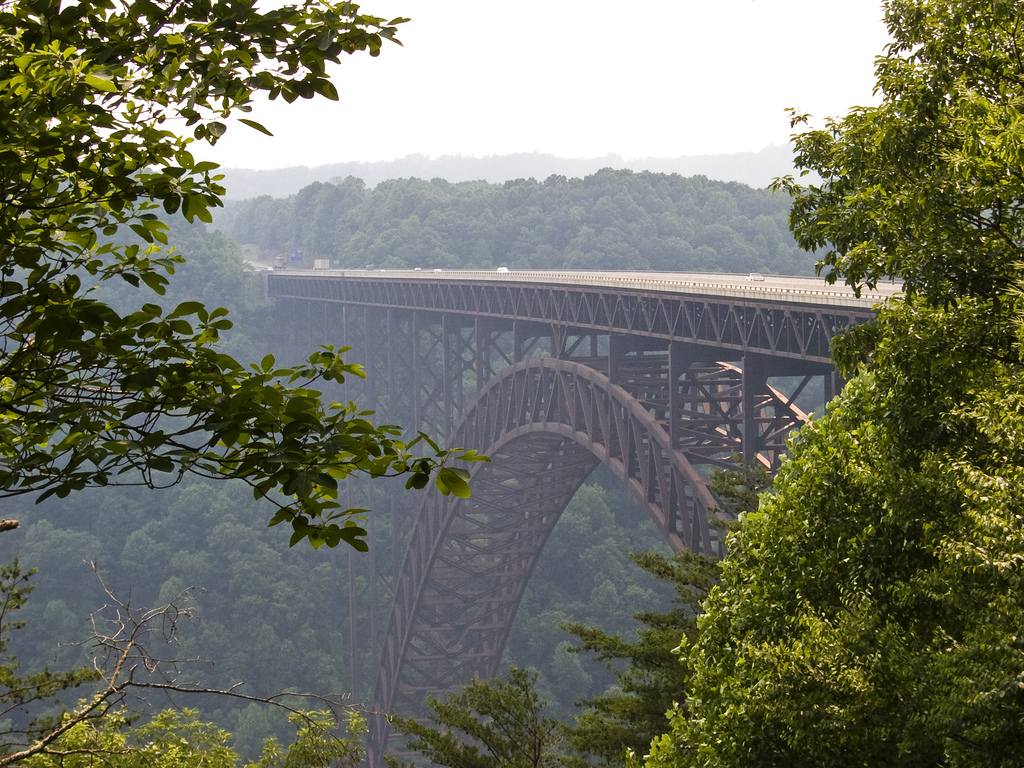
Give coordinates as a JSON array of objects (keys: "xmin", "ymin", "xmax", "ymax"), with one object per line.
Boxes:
[{"xmin": 268, "ymin": 268, "xmax": 900, "ymax": 309}]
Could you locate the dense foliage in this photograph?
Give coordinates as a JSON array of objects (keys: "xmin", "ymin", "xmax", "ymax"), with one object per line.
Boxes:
[
  {"xmin": 1, "ymin": 472, "xmax": 679, "ymax": 759},
  {"xmin": 15, "ymin": 708, "xmax": 367, "ymax": 768},
  {"xmin": 645, "ymin": 2, "xmax": 1024, "ymax": 766},
  {"xmin": 657, "ymin": 312, "xmax": 1024, "ymax": 767},
  {"xmin": 387, "ymin": 666, "xmax": 569, "ymax": 768},
  {"xmin": 0, "ymin": 553, "xmax": 367, "ymax": 768},
  {"xmin": 0, "ymin": 0, "xmax": 480, "ymax": 551},
  {"xmin": 562, "ymin": 551, "xmax": 718, "ymax": 768},
  {"xmin": 224, "ymin": 170, "xmax": 813, "ymax": 275}
]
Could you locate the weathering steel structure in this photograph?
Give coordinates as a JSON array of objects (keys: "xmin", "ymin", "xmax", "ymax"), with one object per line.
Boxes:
[{"xmin": 266, "ymin": 269, "xmax": 890, "ymax": 762}]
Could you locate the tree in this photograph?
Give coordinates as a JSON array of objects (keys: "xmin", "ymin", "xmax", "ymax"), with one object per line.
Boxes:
[
  {"xmin": 385, "ymin": 666, "xmax": 569, "ymax": 768},
  {"xmin": 225, "ymin": 171, "xmax": 812, "ymax": 276},
  {"xmin": 244, "ymin": 709, "xmax": 366, "ymax": 768},
  {"xmin": 645, "ymin": 2, "xmax": 1024, "ymax": 766},
  {"xmin": 0, "ymin": 0, "xmax": 482, "ymax": 550},
  {"xmin": 706, "ymin": 453, "xmax": 770, "ymax": 519},
  {"xmin": 557, "ymin": 459, "xmax": 757, "ymax": 768},
  {"xmin": 19, "ymin": 709, "xmax": 240, "ymax": 768},
  {"xmin": 15, "ymin": 707, "xmax": 366, "ymax": 768},
  {"xmin": 562, "ymin": 551, "xmax": 718, "ymax": 768}
]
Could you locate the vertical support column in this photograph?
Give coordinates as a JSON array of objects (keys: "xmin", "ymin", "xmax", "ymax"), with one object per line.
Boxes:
[
  {"xmin": 513, "ymin": 321, "xmax": 526, "ymax": 364},
  {"xmin": 475, "ymin": 317, "xmax": 490, "ymax": 391},
  {"xmin": 329, "ymin": 547, "xmax": 340, "ymax": 638},
  {"xmin": 347, "ymin": 487, "xmax": 359, "ymax": 698},
  {"xmin": 824, "ymin": 368, "xmax": 840, "ymax": 407},
  {"xmin": 551, "ymin": 324, "xmax": 564, "ymax": 359},
  {"xmin": 668, "ymin": 342, "xmax": 688, "ymax": 449},
  {"xmin": 367, "ymin": 480, "xmax": 378, "ymax": 670},
  {"xmin": 663, "ymin": 342, "xmax": 679, "ymax": 536},
  {"xmin": 384, "ymin": 310, "xmax": 403, "ymax": 639},
  {"xmin": 387, "ymin": 309, "xmax": 398, "ymax": 428},
  {"xmin": 412, "ymin": 311, "xmax": 422, "ymax": 434},
  {"xmin": 442, "ymin": 314, "xmax": 453, "ymax": 439},
  {"xmin": 607, "ymin": 335, "xmax": 628, "ymax": 485},
  {"xmin": 453, "ymin": 320, "xmax": 466, "ymax": 414},
  {"xmin": 363, "ymin": 306, "xmax": 378, "ymax": 410},
  {"xmin": 390, "ymin": 479, "xmax": 402, "ymax": 599},
  {"xmin": 340, "ymin": 304, "xmax": 360, "ymax": 698},
  {"xmin": 741, "ymin": 354, "xmax": 767, "ymax": 465},
  {"xmin": 663, "ymin": 343, "xmax": 687, "ymax": 556},
  {"xmin": 608, "ymin": 334, "xmax": 627, "ymax": 386}
]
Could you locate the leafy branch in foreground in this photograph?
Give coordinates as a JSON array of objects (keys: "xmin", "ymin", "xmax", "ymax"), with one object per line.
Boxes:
[
  {"xmin": 15, "ymin": 708, "xmax": 366, "ymax": 768},
  {"xmin": 0, "ymin": 0, "xmax": 489, "ymax": 549}
]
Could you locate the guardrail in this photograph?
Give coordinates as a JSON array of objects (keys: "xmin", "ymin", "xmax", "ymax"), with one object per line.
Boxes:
[{"xmin": 271, "ymin": 268, "xmax": 901, "ymax": 310}]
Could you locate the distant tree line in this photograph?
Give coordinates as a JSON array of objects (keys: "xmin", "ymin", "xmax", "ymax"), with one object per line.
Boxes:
[
  {"xmin": 216, "ymin": 145, "xmax": 796, "ymax": 200},
  {"xmin": 222, "ymin": 169, "xmax": 814, "ymax": 276}
]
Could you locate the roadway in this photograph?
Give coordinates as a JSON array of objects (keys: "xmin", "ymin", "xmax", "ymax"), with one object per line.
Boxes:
[{"xmin": 269, "ymin": 268, "xmax": 902, "ymax": 310}]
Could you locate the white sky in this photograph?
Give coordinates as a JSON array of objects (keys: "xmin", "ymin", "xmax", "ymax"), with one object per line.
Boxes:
[{"xmin": 199, "ymin": 0, "xmax": 891, "ymax": 170}]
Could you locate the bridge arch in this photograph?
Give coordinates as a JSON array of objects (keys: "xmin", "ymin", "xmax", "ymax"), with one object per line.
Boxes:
[
  {"xmin": 370, "ymin": 355, "xmax": 799, "ymax": 753},
  {"xmin": 267, "ymin": 271, "xmax": 885, "ymax": 764}
]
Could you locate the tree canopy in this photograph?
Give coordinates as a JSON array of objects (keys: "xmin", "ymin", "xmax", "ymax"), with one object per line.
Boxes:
[
  {"xmin": 387, "ymin": 666, "xmax": 570, "ymax": 768},
  {"xmin": 0, "ymin": 0, "xmax": 480, "ymax": 549},
  {"xmin": 645, "ymin": 2, "xmax": 1024, "ymax": 766},
  {"xmin": 225, "ymin": 170, "xmax": 812, "ymax": 276},
  {"xmin": 562, "ymin": 551, "xmax": 718, "ymax": 768}
]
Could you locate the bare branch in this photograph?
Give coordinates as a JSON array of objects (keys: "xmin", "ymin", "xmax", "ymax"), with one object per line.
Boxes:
[{"xmin": 0, "ymin": 565, "xmax": 360, "ymax": 765}]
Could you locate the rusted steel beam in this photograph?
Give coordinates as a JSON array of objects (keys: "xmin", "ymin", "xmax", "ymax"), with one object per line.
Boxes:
[
  {"xmin": 268, "ymin": 274, "xmax": 873, "ymax": 364},
  {"xmin": 369, "ymin": 358, "xmax": 742, "ymax": 752},
  {"xmin": 270, "ymin": 275, "xmax": 875, "ymax": 766}
]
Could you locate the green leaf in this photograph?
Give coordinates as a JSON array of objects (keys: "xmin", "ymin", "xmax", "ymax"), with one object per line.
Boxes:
[
  {"xmin": 148, "ymin": 456, "xmax": 175, "ymax": 473},
  {"xmin": 435, "ymin": 467, "xmax": 471, "ymax": 498},
  {"xmin": 237, "ymin": 119, "xmax": 274, "ymax": 137},
  {"xmin": 84, "ymin": 74, "xmax": 117, "ymax": 92},
  {"xmin": 167, "ymin": 301, "xmax": 205, "ymax": 319},
  {"xmin": 405, "ymin": 471, "xmax": 430, "ymax": 490},
  {"xmin": 0, "ymin": 0, "xmax": 459, "ymax": 557}
]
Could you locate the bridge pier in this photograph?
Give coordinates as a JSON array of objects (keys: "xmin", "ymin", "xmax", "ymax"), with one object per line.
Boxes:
[{"xmin": 742, "ymin": 354, "xmax": 767, "ymax": 465}]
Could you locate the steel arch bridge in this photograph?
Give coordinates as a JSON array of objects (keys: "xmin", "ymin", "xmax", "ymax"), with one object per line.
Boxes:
[{"xmin": 266, "ymin": 269, "xmax": 890, "ymax": 763}]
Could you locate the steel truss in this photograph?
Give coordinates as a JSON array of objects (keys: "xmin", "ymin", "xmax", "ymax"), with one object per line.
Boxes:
[
  {"xmin": 367, "ymin": 355, "xmax": 811, "ymax": 760},
  {"xmin": 269, "ymin": 274, "xmax": 873, "ymax": 363},
  {"xmin": 267, "ymin": 276, "xmax": 872, "ymax": 766}
]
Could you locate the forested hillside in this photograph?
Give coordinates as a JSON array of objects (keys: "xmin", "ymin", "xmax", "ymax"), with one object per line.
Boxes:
[
  {"xmin": 223, "ymin": 169, "xmax": 814, "ymax": 276},
  {"xmin": 217, "ymin": 145, "xmax": 797, "ymax": 200},
  {"xmin": 0, "ymin": 218, "xmax": 682, "ymax": 758}
]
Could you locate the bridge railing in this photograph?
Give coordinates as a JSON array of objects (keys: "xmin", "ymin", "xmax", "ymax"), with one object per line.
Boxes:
[{"xmin": 270, "ymin": 268, "xmax": 901, "ymax": 309}]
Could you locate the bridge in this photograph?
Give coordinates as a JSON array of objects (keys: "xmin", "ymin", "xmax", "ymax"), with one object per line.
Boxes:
[{"xmin": 265, "ymin": 268, "xmax": 896, "ymax": 763}]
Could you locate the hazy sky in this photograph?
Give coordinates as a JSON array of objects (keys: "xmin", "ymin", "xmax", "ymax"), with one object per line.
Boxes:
[{"xmin": 200, "ymin": 0, "xmax": 891, "ymax": 170}]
